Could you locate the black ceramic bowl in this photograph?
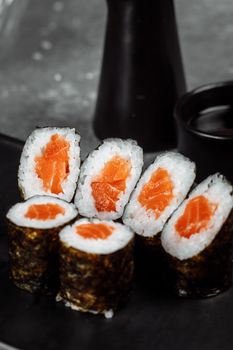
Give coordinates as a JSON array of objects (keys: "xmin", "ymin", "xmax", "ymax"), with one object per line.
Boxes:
[{"xmin": 175, "ymin": 81, "xmax": 233, "ymax": 184}]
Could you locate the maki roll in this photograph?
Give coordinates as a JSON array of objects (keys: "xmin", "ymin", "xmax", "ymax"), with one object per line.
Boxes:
[
  {"xmin": 123, "ymin": 152, "xmax": 196, "ymax": 248},
  {"xmin": 161, "ymin": 173, "xmax": 233, "ymax": 298},
  {"xmin": 58, "ymin": 218, "xmax": 134, "ymax": 318},
  {"xmin": 18, "ymin": 127, "xmax": 80, "ymax": 202},
  {"xmin": 6, "ymin": 196, "xmax": 78, "ymax": 294},
  {"xmin": 75, "ymin": 138, "xmax": 143, "ymax": 220}
]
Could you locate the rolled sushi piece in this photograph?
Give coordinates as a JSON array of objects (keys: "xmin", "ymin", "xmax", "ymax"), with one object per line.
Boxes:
[
  {"xmin": 161, "ymin": 173, "xmax": 233, "ymax": 298},
  {"xmin": 74, "ymin": 138, "xmax": 143, "ymax": 220},
  {"xmin": 6, "ymin": 196, "xmax": 78, "ymax": 294},
  {"xmin": 18, "ymin": 127, "xmax": 80, "ymax": 202},
  {"xmin": 58, "ymin": 218, "xmax": 134, "ymax": 318},
  {"xmin": 123, "ymin": 152, "xmax": 196, "ymax": 250}
]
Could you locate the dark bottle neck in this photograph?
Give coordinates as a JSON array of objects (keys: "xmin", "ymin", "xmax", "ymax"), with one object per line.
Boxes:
[
  {"xmin": 94, "ymin": 0, "xmax": 186, "ymax": 151},
  {"xmin": 106, "ymin": 0, "xmax": 176, "ymax": 21},
  {"xmin": 104, "ymin": 0, "xmax": 184, "ymax": 93}
]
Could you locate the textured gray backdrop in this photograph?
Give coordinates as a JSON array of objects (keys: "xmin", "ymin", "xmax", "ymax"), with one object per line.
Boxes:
[{"xmin": 0, "ymin": 0, "xmax": 232, "ymax": 157}]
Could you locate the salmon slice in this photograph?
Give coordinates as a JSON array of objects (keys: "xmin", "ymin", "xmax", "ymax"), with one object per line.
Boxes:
[
  {"xmin": 35, "ymin": 134, "xmax": 70, "ymax": 194},
  {"xmin": 25, "ymin": 203, "xmax": 65, "ymax": 220},
  {"xmin": 76, "ymin": 223, "xmax": 114, "ymax": 239},
  {"xmin": 175, "ymin": 195, "xmax": 217, "ymax": 238},
  {"xmin": 138, "ymin": 168, "xmax": 174, "ymax": 218},
  {"xmin": 91, "ymin": 155, "xmax": 131, "ymax": 212}
]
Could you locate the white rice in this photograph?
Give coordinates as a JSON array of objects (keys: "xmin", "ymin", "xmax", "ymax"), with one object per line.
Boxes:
[
  {"xmin": 59, "ymin": 218, "xmax": 134, "ymax": 255},
  {"xmin": 161, "ymin": 173, "xmax": 233, "ymax": 260},
  {"xmin": 18, "ymin": 127, "xmax": 80, "ymax": 202},
  {"xmin": 74, "ymin": 138, "xmax": 143, "ymax": 220},
  {"xmin": 123, "ymin": 152, "xmax": 196, "ymax": 237},
  {"xmin": 7, "ymin": 195, "xmax": 78, "ymax": 229}
]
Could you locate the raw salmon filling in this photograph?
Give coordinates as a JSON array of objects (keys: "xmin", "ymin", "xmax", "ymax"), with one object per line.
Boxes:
[
  {"xmin": 91, "ymin": 155, "xmax": 131, "ymax": 212},
  {"xmin": 25, "ymin": 203, "xmax": 65, "ymax": 221},
  {"xmin": 35, "ymin": 134, "xmax": 70, "ymax": 195},
  {"xmin": 175, "ymin": 195, "xmax": 217, "ymax": 238},
  {"xmin": 138, "ymin": 168, "xmax": 174, "ymax": 219},
  {"xmin": 76, "ymin": 223, "xmax": 114, "ymax": 239}
]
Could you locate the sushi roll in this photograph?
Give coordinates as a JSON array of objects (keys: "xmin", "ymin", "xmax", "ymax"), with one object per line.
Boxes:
[
  {"xmin": 18, "ymin": 127, "xmax": 80, "ymax": 202},
  {"xmin": 74, "ymin": 138, "xmax": 143, "ymax": 220},
  {"xmin": 58, "ymin": 218, "xmax": 134, "ymax": 318},
  {"xmin": 6, "ymin": 196, "xmax": 78, "ymax": 294},
  {"xmin": 123, "ymin": 152, "xmax": 196, "ymax": 248},
  {"xmin": 161, "ymin": 173, "xmax": 233, "ymax": 298}
]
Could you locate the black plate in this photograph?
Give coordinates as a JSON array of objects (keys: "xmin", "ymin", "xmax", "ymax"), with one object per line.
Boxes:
[{"xmin": 0, "ymin": 134, "xmax": 233, "ymax": 350}]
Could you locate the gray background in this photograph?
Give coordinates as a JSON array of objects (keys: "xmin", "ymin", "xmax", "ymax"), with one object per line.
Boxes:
[{"xmin": 0, "ymin": 0, "xmax": 232, "ymax": 157}]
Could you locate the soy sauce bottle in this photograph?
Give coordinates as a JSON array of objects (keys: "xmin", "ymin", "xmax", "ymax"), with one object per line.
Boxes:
[{"xmin": 94, "ymin": 0, "xmax": 186, "ymax": 151}]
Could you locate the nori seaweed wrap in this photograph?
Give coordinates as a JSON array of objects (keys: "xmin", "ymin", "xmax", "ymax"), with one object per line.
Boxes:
[
  {"xmin": 6, "ymin": 196, "xmax": 78, "ymax": 294},
  {"xmin": 161, "ymin": 174, "xmax": 233, "ymax": 298},
  {"xmin": 123, "ymin": 152, "xmax": 196, "ymax": 290},
  {"xmin": 58, "ymin": 218, "xmax": 134, "ymax": 318},
  {"xmin": 134, "ymin": 233, "xmax": 169, "ymax": 293},
  {"xmin": 123, "ymin": 152, "xmax": 196, "ymax": 238}
]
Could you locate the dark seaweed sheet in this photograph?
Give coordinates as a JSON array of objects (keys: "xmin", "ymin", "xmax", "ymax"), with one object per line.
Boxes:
[
  {"xmin": 166, "ymin": 209, "xmax": 233, "ymax": 298},
  {"xmin": 2, "ymin": 135, "xmax": 233, "ymax": 350},
  {"xmin": 59, "ymin": 239, "xmax": 134, "ymax": 314},
  {"xmin": 7, "ymin": 220, "xmax": 61, "ymax": 295}
]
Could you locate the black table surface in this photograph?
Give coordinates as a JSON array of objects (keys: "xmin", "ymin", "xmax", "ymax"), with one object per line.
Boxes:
[{"xmin": 0, "ymin": 134, "xmax": 233, "ymax": 350}]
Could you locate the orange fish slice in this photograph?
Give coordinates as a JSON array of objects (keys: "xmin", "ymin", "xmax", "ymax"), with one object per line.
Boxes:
[
  {"xmin": 175, "ymin": 195, "xmax": 217, "ymax": 238},
  {"xmin": 76, "ymin": 223, "xmax": 114, "ymax": 239},
  {"xmin": 25, "ymin": 203, "xmax": 65, "ymax": 221},
  {"xmin": 138, "ymin": 168, "xmax": 174, "ymax": 219},
  {"xmin": 91, "ymin": 155, "xmax": 131, "ymax": 212},
  {"xmin": 35, "ymin": 134, "xmax": 70, "ymax": 195}
]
